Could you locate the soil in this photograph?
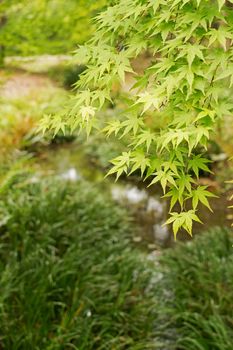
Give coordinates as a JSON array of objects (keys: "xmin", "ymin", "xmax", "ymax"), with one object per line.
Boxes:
[{"xmin": 0, "ymin": 72, "xmax": 54, "ymax": 100}]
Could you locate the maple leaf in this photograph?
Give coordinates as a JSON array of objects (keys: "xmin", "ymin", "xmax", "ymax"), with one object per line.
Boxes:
[
  {"xmin": 192, "ymin": 186, "xmax": 217, "ymax": 211},
  {"xmin": 80, "ymin": 106, "xmax": 96, "ymax": 122},
  {"xmin": 149, "ymin": 170, "xmax": 177, "ymax": 193},
  {"xmin": 134, "ymin": 130, "xmax": 155, "ymax": 152},
  {"xmin": 129, "ymin": 151, "xmax": 150, "ymax": 176},
  {"xmin": 106, "ymin": 151, "xmax": 131, "ymax": 180},
  {"xmin": 165, "ymin": 210, "xmax": 202, "ymax": 240},
  {"xmin": 188, "ymin": 155, "xmax": 212, "ymax": 178},
  {"xmin": 136, "ymin": 92, "xmax": 162, "ymax": 114}
]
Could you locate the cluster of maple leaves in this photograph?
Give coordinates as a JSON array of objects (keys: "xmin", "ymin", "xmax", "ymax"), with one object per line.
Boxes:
[{"xmin": 41, "ymin": 0, "xmax": 233, "ymax": 237}]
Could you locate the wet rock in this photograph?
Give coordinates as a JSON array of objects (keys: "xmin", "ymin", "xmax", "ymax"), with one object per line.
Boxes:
[
  {"xmin": 111, "ymin": 184, "xmax": 148, "ymax": 204},
  {"xmin": 60, "ymin": 168, "xmax": 80, "ymax": 181},
  {"xmin": 147, "ymin": 197, "xmax": 163, "ymax": 216},
  {"xmin": 153, "ymin": 223, "xmax": 170, "ymax": 243}
]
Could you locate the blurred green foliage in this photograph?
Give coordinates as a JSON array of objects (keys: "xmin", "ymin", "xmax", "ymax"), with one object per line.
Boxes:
[
  {"xmin": 47, "ymin": 63, "xmax": 86, "ymax": 89},
  {"xmin": 0, "ymin": 0, "xmax": 106, "ymax": 58}
]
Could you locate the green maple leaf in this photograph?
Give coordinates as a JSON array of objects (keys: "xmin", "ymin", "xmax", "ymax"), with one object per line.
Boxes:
[
  {"xmin": 149, "ymin": 170, "xmax": 177, "ymax": 193},
  {"xmin": 165, "ymin": 210, "xmax": 202, "ymax": 239},
  {"xmin": 192, "ymin": 186, "xmax": 217, "ymax": 211},
  {"xmin": 215, "ymin": 66, "xmax": 233, "ymax": 88},
  {"xmin": 217, "ymin": 0, "xmax": 225, "ymax": 11},
  {"xmin": 188, "ymin": 155, "xmax": 212, "ymax": 178},
  {"xmin": 103, "ymin": 120, "xmax": 122, "ymax": 137},
  {"xmin": 120, "ymin": 114, "xmax": 144, "ymax": 137},
  {"xmin": 80, "ymin": 106, "xmax": 96, "ymax": 122},
  {"xmin": 163, "ymin": 187, "xmax": 184, "ymax": 211},
  {"xmin": 134, "ymin": 130, "xmax": 155, "ymax": 151},
  {"xmin": 177, "ymin": 44, "xmax": 205, "ymax": 67},
  {"xmin": 207, "ymin": 28, "xmax": 232, "ymax": 50},
  {"xmin": 51, "ymin": 115, "xmax": 67, "ymax": 135},
  {"xmin": 129, "ymin": 151, "xmax": 150, "ymax": 176},
  {"xmin": 177, "ymin": 174, "xmax": 195, "ymax": 194},
  {"xmin": 136, "ymin": 91, "xmax": 162, "ymax": 114},
  {"xmin": 38, "ymin": 114, "xmax": 52, "ymax": 134},
  {"xmin": 106, "ymin": 151, "xmax": 131, "ymax": 180},
  {"xmin": 194, "ymin": 109, "xmax": 216, "ymax": 123}
]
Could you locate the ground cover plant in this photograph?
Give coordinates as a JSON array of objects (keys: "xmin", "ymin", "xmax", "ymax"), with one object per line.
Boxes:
[
  {"xmin": 0, "ymin": 178, "xmax": 161, "ymax": 349},
  {"xmin": 159, "ymin": 227, "xmax": 233, "ymax": 350},
  {"xmin": 0, "ymin": 177, "xmax": 232, "ymax": 349},
  {"xmin": 42, "ymin": 0, "xmax": 233, "ymax": 237}
]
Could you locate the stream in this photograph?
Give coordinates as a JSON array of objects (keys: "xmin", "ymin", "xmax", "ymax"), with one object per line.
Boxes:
[{"xmin": 33, "ymin": 142, "xmax": 233, "ymax": 250}]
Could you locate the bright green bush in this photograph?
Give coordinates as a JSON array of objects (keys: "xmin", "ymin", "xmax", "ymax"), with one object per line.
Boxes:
[
  {"xmin": 0, "ymin": 0, "xmax": 106, "ymax": 57},
  {"xmin": 42, "ymin": 0, "xmax": 233, "ymax": 237},
  {"xmin": 0, "ymin": 179, "xmax": 160, "ymax": 349}
]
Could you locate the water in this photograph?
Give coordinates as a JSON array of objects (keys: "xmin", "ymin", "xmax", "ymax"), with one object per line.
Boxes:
[{"xmin": 34, "ymin": 142, "xmax": 233, "ymax": 249}]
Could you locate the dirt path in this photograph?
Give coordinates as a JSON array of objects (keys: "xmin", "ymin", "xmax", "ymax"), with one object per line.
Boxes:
[{"xmin": 0, "ymin": 72, "xmax": 55, "ymax": 100}]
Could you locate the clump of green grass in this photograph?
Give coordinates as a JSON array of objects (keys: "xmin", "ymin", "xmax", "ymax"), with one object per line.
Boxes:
[
  {"xmin": 159, "ymin": 228, "xmax": 233, "ymax": 350},
  {"xmin": 0, "ymin": 176, "xmax": 232, "ymax": 350},
  {"xmin": 0, "ymin": 179, "xmax": 160, "ymax": 350}
]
